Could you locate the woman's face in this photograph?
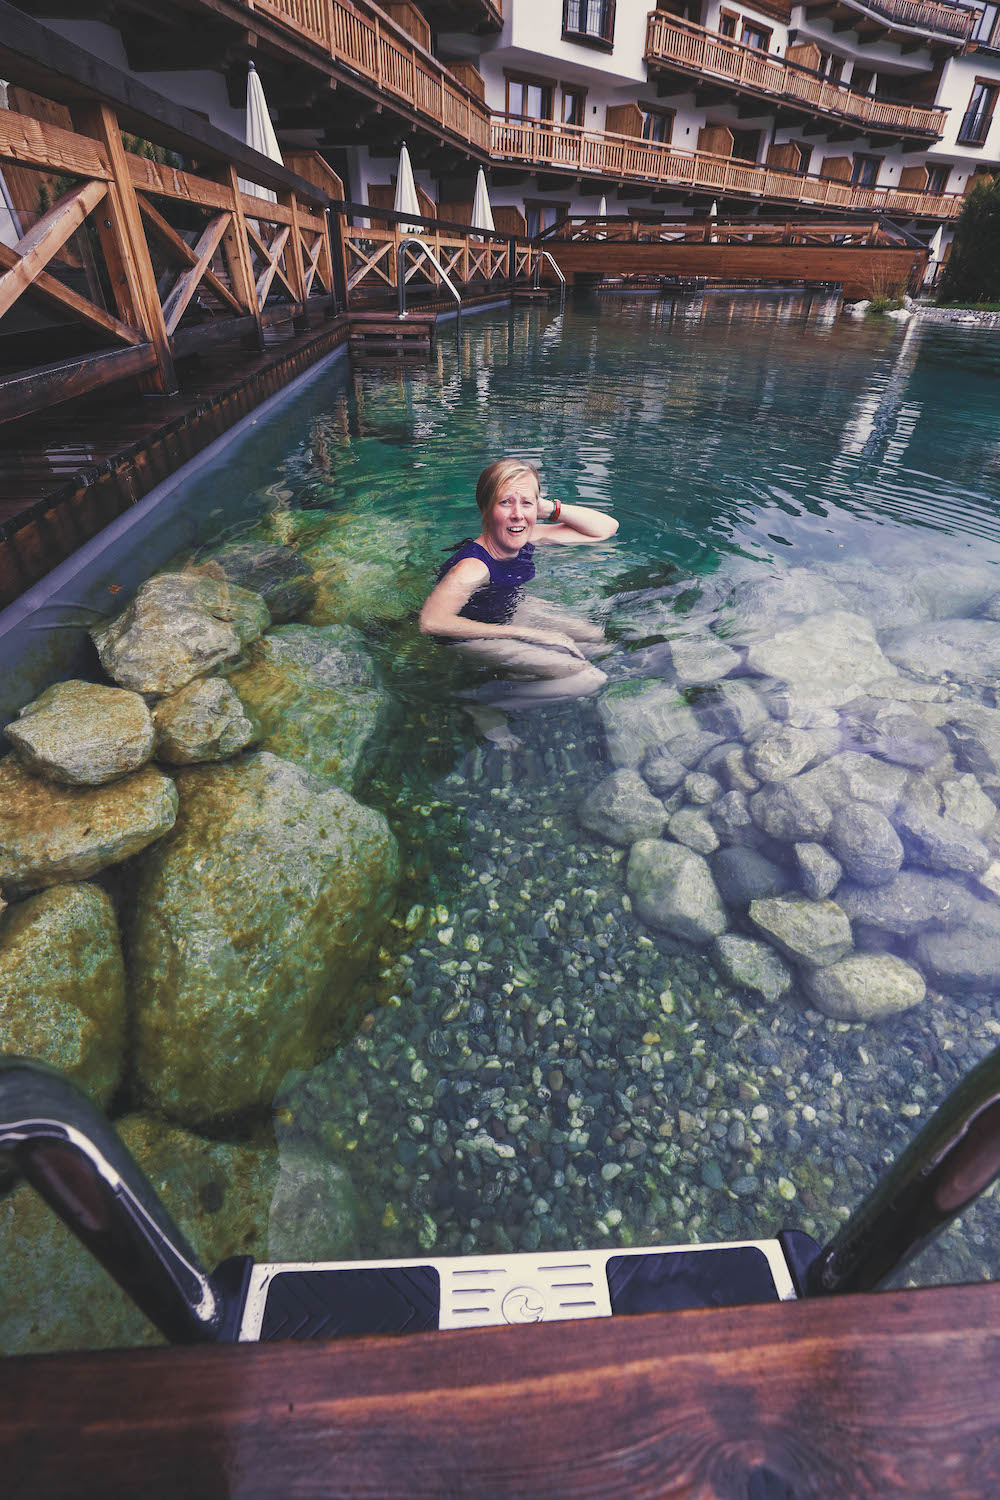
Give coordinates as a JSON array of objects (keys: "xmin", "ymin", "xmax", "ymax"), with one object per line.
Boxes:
[{"xmin": 483, "ymin": 474, "xmax": 539, "ymax": 555}]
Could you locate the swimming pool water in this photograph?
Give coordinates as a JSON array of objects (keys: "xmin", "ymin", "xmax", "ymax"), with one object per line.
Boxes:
[{"xmin": 7, "ymin": 293, "xmax": 1000, "ymax": 1352}]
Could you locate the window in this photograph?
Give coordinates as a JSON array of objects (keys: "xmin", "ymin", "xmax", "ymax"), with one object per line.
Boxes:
[
  {"xmin": 851, "ymin": 153, "xmax": 882, "ymax": 186},
  {"xmin": 958, "ymin": 80, "xmax": 999, "ymax": 144},
  {"xmin": 561, "ymin": 87, "xmax": 586, "ymax": 127},
  {"xmin": 852, "ymin": 68, "xmax": 875, "ymax": 95},
  {"xmin": 926, "ymin": 162, "xmax": 951, "ymax": 194},
  {"xmin": 740, "ymin": 21, "xmax": 772, "ymax": 50},
  {"xmin": 506, "ymin": 74, "xmax": 554, "ymax": 121},
  {"xmin": 970, "ymin": 4, "xmax": 998, "ymax": 44},
  {"xmin": 718, "ymin": 8, "xmax": 738, "ymax": 37},
  {"xmin": 524, "ymin": 201, "xmax": 563, "ymax": 237},
  {"xmin": 818, "ymin": 51, "xmax": 844, "ymax": 84},
  {"xmin": 640, "ymin": 105, "xmax": 674, "ymax": 144},
  {"xmin": 563, "ymin": 0, "xmax": 616, "ymax": 48}
]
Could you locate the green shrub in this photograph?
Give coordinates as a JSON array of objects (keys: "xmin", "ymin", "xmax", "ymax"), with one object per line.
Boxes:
[{"xmin": 937, "ymin": 176, "xmax": 1000, "ymax": 304}]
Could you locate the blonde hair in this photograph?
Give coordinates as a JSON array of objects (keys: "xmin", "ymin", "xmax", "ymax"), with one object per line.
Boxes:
[{"xmin": 475, "ymin": 458, "xmax": 540, "ymax": 520}]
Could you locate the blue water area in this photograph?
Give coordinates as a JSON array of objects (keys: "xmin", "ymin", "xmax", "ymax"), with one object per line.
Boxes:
[{"xmin": 5, "ymin": 294, "xmax": 1000, "ymax": 1353}]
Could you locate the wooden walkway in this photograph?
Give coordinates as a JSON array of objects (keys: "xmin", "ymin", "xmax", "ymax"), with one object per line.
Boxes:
[{"xmin": 2, "ymin": 1281, "xmax": 1000, "ymax": 1498}]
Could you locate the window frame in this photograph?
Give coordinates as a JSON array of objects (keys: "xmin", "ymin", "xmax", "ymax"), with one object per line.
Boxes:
[
  {"xmin": 523, "ymin": 200, "xmax": 566, "ymax": 238},
  {"xmin": 505, "ymin": 71, "xmax": 556, "ymax": 123},
  {"xmin": 562, "ymin": 0, "xmax": 617, "ymax": 52},
  {"xmin": 740, "ymin": 20, "xmax": 773, "ymax": 50},
  {"xmin": 851, "ymin": 152, "xmax": 883, "ymax": 187},
  {"xmin": 970, "ymin": 3, "xmax": 999, "ymax": 45},
  {"xmin": 957, "ymin": 77, "xmax": 999, "ymax": 145},
  {"xmin": 560, "ymin": 83, "xmax": 588, "ymax": 128},
  {"xmin": 925, "ymin": 162, "xmax": 951, "ymax": 195},
  {"xmin": 718, "ymin": 8, "xmax": 739, "ymax": 38},
  {"xmin": 639, "ymin": 103, "xmax": 675, "ymax": 144}
]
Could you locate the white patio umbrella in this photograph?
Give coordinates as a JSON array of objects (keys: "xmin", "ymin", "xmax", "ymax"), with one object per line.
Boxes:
[
  {"xmin": 240, "ymin": 61, "xmax": 282, "ymax": 208},
  {"xmin": 394, "ymin": 143, "xmax": 421, "ymax": 234},
  {"xmin": 928, "ymin": 225, "xmax": 944, "ymax": 261},
  {"xmin": 471, "ymin": 167, "xmax": 496, "ymax": 235},
  {"xmin": 709, "ymin": 200, "xmax": 718, "ymax": 218},
  {"xmin": 597, "ymin": 194, "xmax": 607, "ymax": 240}
]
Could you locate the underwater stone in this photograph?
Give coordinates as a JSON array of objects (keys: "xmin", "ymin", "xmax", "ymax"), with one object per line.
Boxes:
[
  {"xmin": 915, "ymin": 916, "xmax": 1000, "ymax": 995},
  {"xmin": 668, "ymin": 807, "xmax": 719, "ymax": 855},
  {"xmin": 863, "ymin": 713, "xmax": 950, "ymax": 771},
  {"xmin": 748, "ymin": 895, "xmax": 852, "ymax": 968},
  {"xmin": 91, "ymin": 573, "xmax": 269, "ymax": 696},
  {"xmin": 719, "ymin": 747, "xmax": 759, "ymax": 794},
  {"xmin": 128, "ymin": 752, "xmax": 400, "ymax": 1126},
  {"xmin": 683, "ymin": 772, "xmax": 720, "ymax": 805},
  {"xmin": 796, "ymin": 751, "xmax": 908, "ymax": 815},
  {"xmin": 267, "ymin": 1142, "xmax": 358, "ymax": 1261},
  {"xmin": 828, "ymin": 804, "xmax": 903, "ymax": 888},
  {"xmin": 745, "ymin": 726, "xmax": 817, "ymax": 784},
  {"xmin": 814, "ymin": 562, "xmax": 925, "ymax": 631},
  {"xmin": 699, "ymin": 680, "xmax": 770, "ymax": 740},
  {"xmin": 744, "ymin": 611, "xmax": 894, "ymax": 708},
  {"xmin": 713, "ymin": 934, "xmax": 792, "ymax": 1004},
  {"xmin": 203, "ymin": 542, "xmax": 316, "ymax": 624},
  {"xmin": 228, "ymin": 624, "xmax": 388, "ymax": 792},
  {"xmin": 577, "ymin": 770, "xmax": 666, "ymax": 847},
  {"xmin": 640, "ymin": 747, "xmax": 687, "ymax": 795},
  {"xmin": 837, "ymin": 871, "xmax": 979, "ymax": 936},
  {"xmin": 940, "ymin": 775, "xmax": 998, "ymax": 835},
  {"xmin": 668, "ymin": 635, "xmax": 741, "ymax": 685},
  {"xmin": 711, "ymin": 847, "xmax": 791, "ymax": 908},
  {"xmin": 0, "ymin": 758, "xmax": 178, "ymax": 897},
  {"xmin": 294, "ymin": 511, "xmax": 428, "ymax": 627},
  {"xmin": 893, "ymin": 803, "xmax": 991, "ymax": 876},
  {"xmin": 709, "ymin": 789, "xmax": 754, "ymax": 845},
  {"xmin": 152, "ymin": 678, "xmax": 259, "ymax": 764},
  {"xmin": 908, "ymin": 561, "xmax": 997, "ymax": 622},
  {"xmin": 0, "ymin": 884, "xmax": 125, "ymax": 1107},
  {"xmin": 667, "ymin": 728, "xmax": 727, "ymax": 769},
  {"xmin": 597, "ymin": 683, "xmax": 699, "ymax": 769},
  {"xmin": 626, "ymin": 840, "xmax": 727, "ymax": 945},
  {"xmin": 802, "ymin": 954, "xmax": 926, "ymax": 1022},
  {"xmin": 943, "ymin": 706, "xmax": 1000, "ymax": 788},
  {"xmin": 882, "ymin": 619, "xmax": 1000, "ymax": 691},
  {"xmin": 750, "ymin": 781, "xmax": 832, "ymax": 842},
  {"xmin": 794, "ymin": 842, "xmax": 842, "ymax": 901},
  {"xmin": 720, "ymin": 570, "xmax": 848, "ymax": 643},
  {"xmin": 6, "ymin": 680, "xmax": 155, "ymax": 786}
]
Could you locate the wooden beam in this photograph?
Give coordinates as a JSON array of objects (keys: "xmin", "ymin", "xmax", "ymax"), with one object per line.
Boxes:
[
  {"xmin": 136, "ymin": 194, "xmax": 245, "ymax": 317},
  {"xmin": 0, "ymin": 342, "xmax": 157, "ymax": 426},
  {"xmin": 0, "ymin": 240, "xmax": 142, "ymax": 345},
  {"xmin": 219, "ymin": 164, "xmax": 265, "ymax": 349},
  {"xmin": 161, "ymin": 212, "xmax": 232, "ymax": 335},
  {"xmin": 0, "ymin": 106, "xmax": 111, "ymax": 180},
  {"xmin": 0, "ymin": 178, "xmax": 107, "ymax": 320}
]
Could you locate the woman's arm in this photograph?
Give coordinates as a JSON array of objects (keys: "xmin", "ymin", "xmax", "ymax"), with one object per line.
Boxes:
[
  {"xmin": 419, "ymin": 560, "xmax": 585, "ymax": 655},
  {"xmin": 535, "ymin": 498, "xmax": 619, "ymax": 544}
]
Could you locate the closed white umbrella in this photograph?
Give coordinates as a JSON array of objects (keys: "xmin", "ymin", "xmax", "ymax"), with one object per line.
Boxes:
[
  {"xmin": 597, "ymin": 194, "xmax": 607, "ymax": 240},
  {"xmin": 240, "ymin": 61, "xmax": 282, "ymax": 207},
  {"xmin": 928, "ymin": 225, "xmax": 944, "ymax": 261},
  {"xmin": 394, "ymin": 143, "xmax": 421, "ymax": 234},
  {"xmin": 709, "ymin": 200, "xmax": 718, "ymax": 217},
  {"xmin": 471, "ymin": 167, "xmax": 495, "ymax": 234}
]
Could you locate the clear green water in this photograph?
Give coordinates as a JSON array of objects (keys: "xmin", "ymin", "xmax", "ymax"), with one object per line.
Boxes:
[{"xmin": 11, "ymin": 294, "xmax": 1000, "ymax": 1354}]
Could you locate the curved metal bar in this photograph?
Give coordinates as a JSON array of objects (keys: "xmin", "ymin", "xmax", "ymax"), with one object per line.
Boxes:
[
  {"xmin": 0, "ymin": 1056, "xmax": 231, "ymax": 1343},
  {"xmin": 808, "ymin": 1042, "xmax": 1000, "ymax": 1296},
  {"xmin": 396, "ymin": 236, "xmax": 462, "ymax": 320},
  {"xmin": 531, "ymin": 250, "xmax": 566, "ymax": 308}
]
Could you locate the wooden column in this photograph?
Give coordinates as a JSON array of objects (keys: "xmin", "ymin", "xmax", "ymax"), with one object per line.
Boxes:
[
  {"xmin": 220, "ymin": 166, "xmax": 265, "ymax": 352},
  {"xmin": 70, "ymin": 101, "xmax": 177, "ymax": 395},
  {"xmin": 281, "ymin": 189, "xmax": 309, "ymax": 327}
]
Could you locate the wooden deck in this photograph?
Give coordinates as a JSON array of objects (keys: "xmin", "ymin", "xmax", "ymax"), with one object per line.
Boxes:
[{"xmin": 2, "ymin": 1281, "xmax": 1000, "ymax": 1498}]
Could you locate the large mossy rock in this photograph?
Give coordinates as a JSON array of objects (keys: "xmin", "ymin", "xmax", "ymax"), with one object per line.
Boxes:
[
  {"xmin": 626, "ymin": 839, "xmax": 727, "ymax": 943},
  {"xmin": 227, "ymin": 624, "xmax": 388, "ymax": 791},
  {"xmin": 91, "ymin": 573, "xmax": 270, "ymax": 696},
  {"xmin": 0, "ymin": 1116, "xmax": 277, "ymax": 1355},
  {"xmin": 152, "ymin": 678, "xmax": 259, "ymax": 765},
  {"xmin": 0, "ymin": 884, "xmax": 125, "ymax": 1107},
  {"xmin": 5, "ymin": 680, "xmax": 154, "ymax": 786},
  {"xmin": 127, "ymin": 752, "xmax": 400, "ymax": 1126},
  {"xmin": 0, "ymin": 758, "xmax": 178, "ymax": 898},
  {"xmin": 273, "ymin": 511, "xmax": 427, "ymax": 627},
  {"xmin": 203, "ymin": 541, "xmax": 316, "ymax": 624}
]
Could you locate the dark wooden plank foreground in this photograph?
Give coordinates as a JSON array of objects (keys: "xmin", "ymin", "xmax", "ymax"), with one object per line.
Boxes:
[{"xmin": 3, "ymin": 1282, "xmax": 1000, "ymax": 1499}]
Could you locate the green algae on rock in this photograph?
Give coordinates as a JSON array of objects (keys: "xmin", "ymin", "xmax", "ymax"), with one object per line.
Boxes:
[
  {"xmin": 0, "ymin": 1115, "xmax": 277, "ymax": 1356},
  {"xmin": 127, "ymin": 752, "xmax": 401, "ymax": 1126},
  {"xmin": 152, "ymin": 677, "xmax": 260, "ymax": 764},
  {"xmin": 0, "ymin": 758, "xmax": 178, "ymax": 898},
  {"xmin": 91, "ymin": 572, "xmax": 270, "ymax": 696},
  {"xmin": 0, "ymin": 884, "xmax": 126, "ymax": 1107},
  {"xmin": 227, "ymin": 624, "xmax": 388, "ymax": 791},
  {"xmin": 6, "ymin": 680, "xmax": 155, "ymax": 786}
]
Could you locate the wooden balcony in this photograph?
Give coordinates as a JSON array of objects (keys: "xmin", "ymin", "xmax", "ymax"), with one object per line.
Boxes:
[
  {"xmin": 644, "ymin": 13, "xmax": 949, "ymax": 139},
  {"xmin": 246, "ymin": 0, "xmax": 492, "ymax": 151},
  {"xmin": 801, "ymin": 0, "xmax": 975, "ymax": 44},
  {"xmin": 490, "ymin": 114, "xmax": 964, "ymax": 218}
]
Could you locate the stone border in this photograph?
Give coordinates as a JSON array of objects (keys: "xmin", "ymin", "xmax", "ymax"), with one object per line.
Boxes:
[{"xmin": 913, "ymin": 306, "xmax": 1000, "ymax": 329}]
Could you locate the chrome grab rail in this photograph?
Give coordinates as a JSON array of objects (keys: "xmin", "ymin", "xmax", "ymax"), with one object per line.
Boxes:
[
  {"xmin": 532, "ymin": 249, "xmax": 567, "ymax": 308},
  {"xmin": 397, "ymin": 236, "xmax": 462, "ymax": 320}
]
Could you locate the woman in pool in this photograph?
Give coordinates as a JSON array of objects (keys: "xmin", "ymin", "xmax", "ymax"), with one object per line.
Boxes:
[{"xmin": 419, "ymin": 458, "xmax": 618, "ymax": 735}]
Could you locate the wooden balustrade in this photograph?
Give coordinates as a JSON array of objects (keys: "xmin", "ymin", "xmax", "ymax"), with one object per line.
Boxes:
[
  {"xmin": 244, "ymin": 0, "xmax": 491, "ymax": 152},
  {"xmin": 644, "ymin": 12, "xmax": 947, "ymax": 137},
  {"xmin": 341, "ymin": 214, "xmax": 537, "ymax": 296},
  {"xmin": 490, "ymin": 114, "xmax": 964, "ymax": 219},
  {"xmin": 803, "ymin": 0, "xmax": 975, "ymax": 39}
]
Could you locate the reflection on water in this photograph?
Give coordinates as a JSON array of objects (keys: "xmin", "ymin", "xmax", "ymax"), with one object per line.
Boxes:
[{"xmin": 7, "ymin": 296, "xmax": 1000, "ymax": 1353}]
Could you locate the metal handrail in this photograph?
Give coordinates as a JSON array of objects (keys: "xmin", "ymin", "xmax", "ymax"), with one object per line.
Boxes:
[
  {"xmin": 532, "ymin": 249, "xmax": 567, "ymax": 308},
  {"xmin": 397, "ymin": 236, "xmax": 463, "ymax": 320}
]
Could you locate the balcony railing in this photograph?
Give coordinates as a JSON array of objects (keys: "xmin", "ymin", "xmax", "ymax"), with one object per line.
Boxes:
[
  {"xmin": 802, "ymin": 0, "xmax": 975, "ymax": 42},
  {"xmin": 490, "ymin": 114, "xmax": 965, "ymax": 218},
  {"xmin": 245, "ymin": 0, "xmax": 492, "ymax": 151},
  {"xmin": 645, "ymin": 13, "xmax": 948, "ymax": 137}
]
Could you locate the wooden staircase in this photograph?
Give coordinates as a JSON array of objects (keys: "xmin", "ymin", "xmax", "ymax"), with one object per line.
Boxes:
[{"xmin": 348, "ymin": 311, "xmax": 436, "ymax": 360}]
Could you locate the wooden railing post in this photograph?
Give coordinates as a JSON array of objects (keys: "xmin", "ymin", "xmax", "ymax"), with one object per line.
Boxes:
[
  {"xmin": 329, "ymin": 208, "xmax": 349, "ymax": 313},
  {"xmin": 70, "ymin": 101, "xmax": 177, "ymax": 395},
  {"xmin": 220, "ymin": 165, "xmax": 266, "ymax": 351},
  {"xmin": 282, "ymin": 189, "xmax": 309, "ymax": 326}
]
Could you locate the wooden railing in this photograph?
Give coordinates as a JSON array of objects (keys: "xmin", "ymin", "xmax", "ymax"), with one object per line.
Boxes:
[
  {"xmin": 490, "ymin": 114, "xmax": 965, "ymax": 219},
  {"xmin": 245, "ymin": 0, "xmax": 492, "ymax": 151},
  {"xmin": 0, "ymin": 92, "xmax": 335, "ymax": 423},
  {"xmin": 644, "ymin": 13, "xmax": 948, "ymax": 137},
  {"xmin": 340, "ymin": 206, "xmax": 537, "ymax": 296},
  {"xmin": 802, "ymin": 0, "xmax": 975, "ymax": 39}
]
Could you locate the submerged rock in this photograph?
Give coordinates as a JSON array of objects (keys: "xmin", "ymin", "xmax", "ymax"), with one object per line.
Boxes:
[
  {"xmin": 713, "ymin": 934, "xmax": 792, "ymax": 1004},
  {"xmin": 0, "ymin": 884, "xmax": 125, "ymax": 1106},
  {"xmin": 667, "ymin": 635, "xmax": 740, "ymax": 685},
  {"xmin": 152, "ymin": 678, "xmax": 259, "ymax": 764},
  {"xmin": 91, "ymin": 573, "xmax": 269, "ymax": 696},
  {"xmin": 745, "ymin": 726, "xmax": 817, "ymax": 784},
  {"xmin": 802, "ymin": 955, "xmax": 926, "ymax": 1021},
  {"xmin": 228, "ymin": 624, "xmax": 388, "ymax": 792},
  {"xmin": 267, "ymin": 1142, "xmax": 359, "ymax": 1261},
  {"xmin": 749, "ymin": 895, "xmax": 852, "ymax": 967},
  {"xmin": 202, "ymin": 542, "xmax": 316, "ymax": 624},
  {"xmin": 882, "ymin": 619, "xmax": 1000, "ymax": 690},
  {"xmin": 668, "ymin": 806, "xmax": 719, "ymax": 854},
  {"xmin": 711, "ymin": 847, "xmax": 791, "ymax": 908},
  {"xmin": 836, "ymin": 871, "xmax": 978, "ymax": 936},
  {"xmin": 915, "ymin": 917, "xmax": 1000, "ymax": 995},
  {"xmin": 128, "ymin": 752, "xmax": 400, "ymax": 1125},
  {"xmin": 597, "ymin": 682, "xmax": 699, "ymax": 769},
  {"xmin": 6, "ymin": 680, "xmax": 154, "ymax": 786},
  {"xmin": 626, "ymin": 840, "xmax": 727, "ymax": 944},
  {"xmin": 893, "ymin": 803, "xmax": 991, "ymax": 877},
  {"xmin": 828, "ymin": 803, "xmax": 903, "ymax": 888},
  {"xmin": 794, "ymin": 842, "xmax": 842, "ymax": 901},
  {"xmin": 744, "ymin": 611, "xmax": 893, "ymax": 707},
  {"xmin": 750, "ymin": 781, "xmax": 832, "ymax": 842},
  {"xmin": 640, "ymin": 747, "xmax": 687, "ymax": 795},
  {"xmin": 577, "ymin": 770, "xmax": 665, "ymax": 847},
  {"xmin": 0, "ymin": 758, "xmax": 177, "ymax": 897}
]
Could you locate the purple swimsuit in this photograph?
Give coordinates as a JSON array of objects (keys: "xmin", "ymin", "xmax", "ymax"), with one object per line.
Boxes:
[{"xmin": 438, "ymin": 539, "xmax": 536, "ymax": 624}]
